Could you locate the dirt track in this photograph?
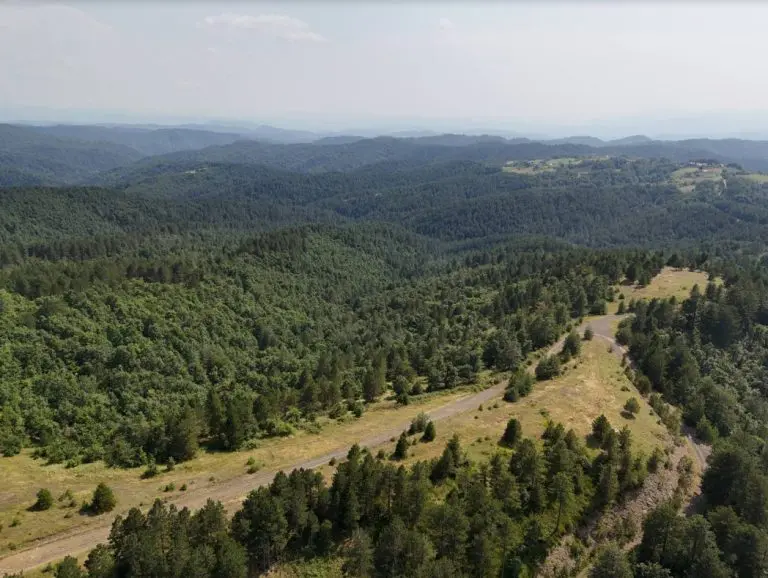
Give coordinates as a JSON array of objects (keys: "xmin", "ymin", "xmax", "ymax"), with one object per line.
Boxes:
[{"xmin": 0, "ymin": 315, "xmax": 652, "ymax": 574}]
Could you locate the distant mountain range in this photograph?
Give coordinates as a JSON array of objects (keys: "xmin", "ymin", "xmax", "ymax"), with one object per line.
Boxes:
[{"xmin": 5, "ymin": 121, "xmax": 768, "ymax": 186}]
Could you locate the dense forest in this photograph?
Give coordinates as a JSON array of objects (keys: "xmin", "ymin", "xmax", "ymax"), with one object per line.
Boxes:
[
  {"xmin": 10, "ymin": 420, "xmax": 650, "ymax": 578},
  {"xmin": 595, "ymin": 261, "xmax": 768, "ymax": 577},
  {"xmin": 7, "ymin": 125, "xmax": 768, "ymax": 576}
]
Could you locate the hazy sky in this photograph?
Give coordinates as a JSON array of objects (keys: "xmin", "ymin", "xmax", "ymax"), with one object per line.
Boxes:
[{"xmin": 3, "ymin": 1, "xmax": 768, "ymax": 134}]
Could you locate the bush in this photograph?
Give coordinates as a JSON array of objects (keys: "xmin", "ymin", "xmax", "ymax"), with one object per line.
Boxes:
[
  {"xmin": 350, "ymin": 401, "xmax": 364, "ymax": 418},
  {"xmin": 647, "ymin": 447, "xmax": 665, "ymax": 473},
  {"xmin": 624, "ymin": 397, "xmax": 641, "ymax": 416},
  {"xmin": 635, "ymin": 374, "xmax": 652, "ymax": 396},
  {"xmin": 592, "ymin": 414, "xmax": 612, "ymax": 444},
  {"xmin": 583, "ymin": 326, "xmax": 594, "ymax": 341},
  {"xmin": 422, "ymin": 421, "xmax": 436, "ymax": 442},
  {"xmin": 392, "ymin": 432, "xmax": 408, "ymax": 461},
  {"xmin": 32, "ymin": 488, "xmax": 54, "ymax": 511},
  {"xmin": 408, "ymin": 412, "xmax": 429, "ymax": 435},
  {"xmin": 535, "ymin": 355, "xmax": 561, "ymax": 380},
  {"xmin": 695, "ymin": 416, "xmax": 717, "ymax": 443},
  {"xmin": 501, "ymin": 418, "xmax": 522, "ymax": 447},
  {"xmin": 54, "ymin": 556, "xmax": 84, "ymax": 578},
  {"xmin": 503, "ymin": 385, "xmax": 519, "ymax": 402},
  {"xmin": 561, "ymin": 330, "xmax": 582, "ymax": 358},
  {"xmin": 142, "ymin": 461, "xmax": 160, "ymax": 479},
  {"xmin": 89, "ymin": 483, "xmax": 116, "ymax": 515}
]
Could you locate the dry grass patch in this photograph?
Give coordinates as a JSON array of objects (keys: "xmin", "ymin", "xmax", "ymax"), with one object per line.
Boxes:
[
  {"xmin": 609, "ymin": 268, "xmax": 711, "ymax": 313},
  {"xmin": 400, "ymin": 339, "xmax": 669, "ymax": 466},
  {"xmin": 0, "ymin": 387, "xmax": 474, "ymax": 553}
]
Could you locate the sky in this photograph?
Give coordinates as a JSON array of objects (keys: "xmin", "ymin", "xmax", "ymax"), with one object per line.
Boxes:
[{"xmin": 3, "ymin": 1, "xmax": 768, "ymax": 137}]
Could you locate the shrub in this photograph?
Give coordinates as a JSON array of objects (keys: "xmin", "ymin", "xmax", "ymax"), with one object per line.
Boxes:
[
  {"xmin": 504, "ymin": 385, "xmax": 519, "ymax": 402},
  {"xmin": 624, "ymin": 397, "xmax": 641, "ymax": 416},
  {"xmin": 422, "ymin": 421, "xmax": 436, "ymax": 442},
  {"xmin": 142, "ymin": 461, "xmax": 159, "ymax": 479},
  {"xmin": 647, "ymin": 447, "xmax": 665, "ymax": 473},
  {"xmin": 535, "ymin": 355, "xmax": 561, "ymax": 380},
  {"xmin": 89, "ymin": 483, "xmax": 116, "ymax": 515},
  {"xmin": 392, "ymin": 432, "xmax": 408, "ymax": 460},
  {"xmin": 501, "ymin": 418, "xmax": 522, "ymax": 447},
  {"xmin": 583, "ymin": 326, "xmax": 594, "ymax": 341},
  {"xmin": 695, "ymin": 416, "xmax": 717, "ymax": 443},
  {"xmin": 408, "ymin": 412, "xmax": 429, "ymax": 435},
  {"xmin": 32, "ymin": 488, "xmax": 54, "ymax": 511},
  {"xmin": 561, "ymin": 330, "xmax": 582, "ymax": 358},
  {"xmin": 592, "ymin": 414, "xmax": 612, "ymax": 444}
]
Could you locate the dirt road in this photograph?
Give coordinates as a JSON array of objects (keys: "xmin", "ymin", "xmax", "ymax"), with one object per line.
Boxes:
[
  {"xmin": 1, "ymin": 371, "xmax": 513, "ymax": 573},
  {"xmin": 0, "ymin": 315, "xmax": 639, "ymax": 574}
]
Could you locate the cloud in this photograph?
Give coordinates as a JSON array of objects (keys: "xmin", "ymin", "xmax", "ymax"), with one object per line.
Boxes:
[
  {"xmin": 438, "ymin": 17, "xmax": 455, "ymax": 31},
  {"xmin": 203, "ymin": 13, "xmax": 326, "ymax": 42}
]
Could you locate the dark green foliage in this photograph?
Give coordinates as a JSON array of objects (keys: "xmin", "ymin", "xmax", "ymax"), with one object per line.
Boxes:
[
  {"xmin": 501, "ymin": 418, "xmax": 522, "ymax": 447},
  {"xmin": 535, "ymin": 355, "xmax": 561, "ymax": 381},
  {"xmin": 89, "ymin": 483, "xmax": 116, "ymax": 515},
  {"xmin": 422, "ymin": 421, "xmax": 436, "ymax": 442},
  {"xmin": 409, "ymin": 412, "xmax": 429, "ymax": 435},
  {"xmin": 637, "ymin": 502, "xmax": 729, "ymax": 578},
  {"xmin": 32, "ymin": 488, "xmax": 54, "ymax": 512},
  {"xmin": 561, "ymin": 330, "xmax": 582, "ymax": 359},
  {"xmin": 46, "ymin": 422, "xmax": 647, "ymax": 578},
  {"xmin": 54, "ymin": 556, "xmax": 85, "ymax": 578},
  {"xmin": 505, "ymin": 369, "xmax": 534, "ymax": 402},
  {"xmin": 0, "ymin": 226, "xmax": 633, "ymax": 465},
  {"xmin": 591, "ymin": 414, "xmax": 612, "ymax": 445},
  {"xmin": 584, "ymin": 325, "xmax": 594, "ymax": 340},
  {"xmin": 590, "ymin": 543, "xmax": 633, "ymax": 578},
  {"xmin": 695, "ymin": 416, "xmax": 717, "ymax": 443},
  {"xmin": 393, "ymin": 432, "xmax": 409, "ymax": 460},
  {"xmin": 624, "ymin": 397, "xmax": 640, "ymax": 416}
]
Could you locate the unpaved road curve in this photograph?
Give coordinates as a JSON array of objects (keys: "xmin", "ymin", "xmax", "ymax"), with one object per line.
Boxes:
[{"xmin": 0, "ymin": 316, "xmax": 632, "ymax": 574}]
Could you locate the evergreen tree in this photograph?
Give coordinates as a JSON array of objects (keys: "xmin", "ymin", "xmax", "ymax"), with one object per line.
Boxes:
[
  {"xmin": 422, "ymin": 421, "xmax": 436, "ymax": 442},
  {"xmin": 393, "ymin": 432, "xmax": 409, "ymax": 460}
]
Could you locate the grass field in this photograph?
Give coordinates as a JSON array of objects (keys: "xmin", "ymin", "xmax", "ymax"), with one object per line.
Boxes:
[
  {"xmin": 503, "ymin": 157, "xmax": 594, "ymax": 174},
  {"xmin": 609, "ymin": 267, "xmax": 711, "ymax": 313},
  {"xmin": 396, "ymin": 339, "xmax": 670, "ymax": 467},
  {"xmin": 742, "ymin": 172, "xmax": 768, "ymax": 184},
  {"xmin": 0, "ymin": 384, "xmax": 484, "ymax": 554},
  {"xmin": 670, "ymin": 166, "xmax": 724, "ymax": 193}
]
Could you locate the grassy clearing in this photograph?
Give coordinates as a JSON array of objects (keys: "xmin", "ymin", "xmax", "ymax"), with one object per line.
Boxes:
[
  {"xmin": 609, "ymin": 267, "xmax": 710, "ymax": 313},
  {"xmin": 503, "ymin": 157, "xmax": 594, "ymax": 174},
  {"xmin": 397, "ymin": 339, "xmax": 670, "ymax": 466},
  {"xmin": 267, "ymin": 557, "xmax": 343, "ymax": 577},
  {"xmin": 0, "ymin": 385, "xmax": 480, "ymax": 554},
  {"xmin": 670, "ymin": 165, "xmax": 724, "ymax": 193},
  {"xmin": 741, "ymin": 172, "xmax": 768, "ymax": 183}
]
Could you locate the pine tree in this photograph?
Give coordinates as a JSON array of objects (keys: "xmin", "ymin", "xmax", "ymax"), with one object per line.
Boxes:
[
  {"xmin": 422, "ymin": 421, "xmax": 436, "ymax": 442},
  {"xmin": 501, "ymin": 418, "xmax": 521, "ymax": 447},
  {"xmin": 393, "ymin": 431, "xmax": 409, "ymax": 460}
]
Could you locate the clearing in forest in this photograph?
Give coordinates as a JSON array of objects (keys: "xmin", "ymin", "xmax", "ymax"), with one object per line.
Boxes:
[
  {"xmin": 401, "ymin": 337, "xmax": 670, "ymax": 466},
  {"xmin": 670, "ymin": 165, "xmax": 725, "ymax": 193},
  {"xmin": 610, "ymin": 267, "xmax": 710, "ymax": 313}
]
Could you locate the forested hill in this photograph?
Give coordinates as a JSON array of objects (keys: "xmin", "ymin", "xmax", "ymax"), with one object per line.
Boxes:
[
  {"xmin": 10, "ymin": 121, "xmax": 768, "ymax": 186},
  {"xmin": 27, "ymin": 125, "xmax": 247, "ymax": 156},
  {"xmin": 5, "ymin": 156, "xmax": 768, "ymax": 265}
]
